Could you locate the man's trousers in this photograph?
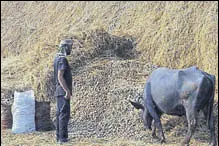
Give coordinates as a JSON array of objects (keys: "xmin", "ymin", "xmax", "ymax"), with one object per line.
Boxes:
[{"xmin": 56, "ymin": 96, "xmax": 70, "ymax": 142}]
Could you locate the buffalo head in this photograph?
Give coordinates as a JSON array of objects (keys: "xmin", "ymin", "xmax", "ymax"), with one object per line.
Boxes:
[{"xmin": 129, "ymin": 100, "xmax": 153, "ymax": 130}]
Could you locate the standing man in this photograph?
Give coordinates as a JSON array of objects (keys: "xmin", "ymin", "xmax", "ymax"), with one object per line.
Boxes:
[{"xmin": 54, "ymin": 39, "xmax": 73, "ymax": 144}]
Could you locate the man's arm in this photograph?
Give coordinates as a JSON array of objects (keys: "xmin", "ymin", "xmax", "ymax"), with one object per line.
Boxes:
[{"xmin": 58, "ymin": 70, "xmax": 71, "ymax": 99}]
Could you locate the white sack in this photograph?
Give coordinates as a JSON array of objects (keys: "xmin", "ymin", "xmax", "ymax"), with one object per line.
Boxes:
[{"xmin": 12, "ymin": 90, "xmax": 35, "ymax": 133}]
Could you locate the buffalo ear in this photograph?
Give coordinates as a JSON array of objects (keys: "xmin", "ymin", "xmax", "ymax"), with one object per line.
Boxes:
[{"xmin": 129, "ymin": 100, "xmax": 144, "ymax": 110}]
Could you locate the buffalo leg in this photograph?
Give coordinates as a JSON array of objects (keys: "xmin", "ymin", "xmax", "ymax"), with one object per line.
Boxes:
[
  {"xmin": 202, "ymin": 106, "xmax": 208, "ymax": 121},
  {"xmin": 143, "ymin": 109, "xmax": 153, "ymax": 130},
  {"xmin": 147, "ymin": 106, "xmax": 165, "ymax": 143},
  {"xmin": 145, "ymin": 82, "xmax": 165, "ymax": 143},
  {"xmin": 183, "ymin": 107, "xmax": 197, "ymax": 146},
  {"xmin": 151, "ymin": 120, "xmax": 158, "ymax": 138},
  {"xmin": 208, "ymin": 112, "xmax": 216, "ymax": 146},
  {"xmin": 202, "ymin": 105, "xmax": 216, "ymax": 146}
]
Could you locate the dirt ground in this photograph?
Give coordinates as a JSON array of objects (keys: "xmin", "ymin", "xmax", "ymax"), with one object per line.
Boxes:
[{"xmin": 1, "ymin": 128, "xmax": 215, "ymax": 146}]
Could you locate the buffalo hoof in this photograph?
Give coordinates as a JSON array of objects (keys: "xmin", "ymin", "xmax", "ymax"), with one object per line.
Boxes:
[
  {"xmin": 160, "ymin": 138, "xmax": 166, "ymax": 144},
  {"xmin": 144, "ymin": 127, "xmax": 152, "ymax": 131},
  {"xmin": 182, "ymin": 137, "xmax": 190, "ymax": 146},
  {"xmin": 152, "ymin": 134, "xmax": 158, "ymax": 139}
]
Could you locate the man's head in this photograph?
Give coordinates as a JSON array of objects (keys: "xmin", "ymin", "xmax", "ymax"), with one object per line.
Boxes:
[{"xmin": 58, "ymin": 39, "xmax": 73, "ymax": 56}]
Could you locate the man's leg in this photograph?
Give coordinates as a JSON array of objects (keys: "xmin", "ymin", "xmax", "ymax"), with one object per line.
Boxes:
[
  {"xmin": 56, "ymin": 112, "xmax": 59, "ymax": 142},
  {"xmin": 64, "ymin": 99, "xmax": 70, "ymax": 140},
  {"xmin": 56, "ymin": 97, "xmax": 61, "ymax": 142},
  {"xmin": 59, "ymin": 97, "xmax": 70, "ymax": 142}
]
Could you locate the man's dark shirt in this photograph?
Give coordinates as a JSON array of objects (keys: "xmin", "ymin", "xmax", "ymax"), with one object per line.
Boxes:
[{"xmin": 54, "ymin": 56, "xmax": 72, "ymax": 97}]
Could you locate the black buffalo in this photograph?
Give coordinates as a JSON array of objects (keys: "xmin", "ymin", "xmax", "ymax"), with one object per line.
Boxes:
[{"xmin": 129, "ymin": 66, "xmax": 216, "ymax": 146}]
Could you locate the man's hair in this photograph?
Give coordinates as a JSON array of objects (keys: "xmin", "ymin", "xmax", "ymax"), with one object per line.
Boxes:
[
  {"xmin": 57, "ymin": 39, "xmax": 73, "ymax": 56},
  {"xmin": 60, "ymin": 39, "xmax": 73, "ymax": 46}
]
